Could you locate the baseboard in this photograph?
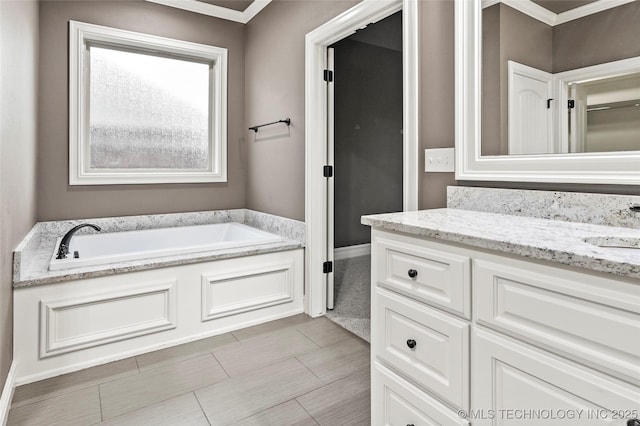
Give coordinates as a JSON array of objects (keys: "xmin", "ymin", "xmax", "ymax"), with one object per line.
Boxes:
[
  {"xmin": 334, "ymin": 243, "xmax": 371, "ymax": 260},
  {"xmin": 0, "ymin": 362, "xmax": 16, "ymax": 426}
]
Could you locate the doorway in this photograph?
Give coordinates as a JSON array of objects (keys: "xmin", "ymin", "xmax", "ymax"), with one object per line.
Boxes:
[
  {"xmin": 325, "ymin": 12, "xmax": 403, "ymax": 341},
  {"xmin": 304, "ymin": 0, "xmax": 418, "ymax": 320}
]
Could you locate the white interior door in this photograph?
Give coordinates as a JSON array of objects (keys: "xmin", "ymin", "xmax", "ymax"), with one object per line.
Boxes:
[
  {"xmin": 508, "ymin": 61, "xmax": 554, "ymax": 154},
  {"xmin": 326, "ymin": 47, "xmax": 335, "ymax": 310}
]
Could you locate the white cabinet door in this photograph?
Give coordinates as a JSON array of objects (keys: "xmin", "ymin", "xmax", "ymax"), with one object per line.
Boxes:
[
  {"xmin": 372, "ymin": 362, "xmax": 469, "ymax": 426},
  {"xmin": 472, "ymin": 328, "xmax": 640, "ymax": 426}
]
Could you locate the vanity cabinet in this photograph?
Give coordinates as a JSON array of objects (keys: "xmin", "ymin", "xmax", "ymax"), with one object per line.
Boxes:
[{"xmin": 370, "ymin": 228, "xmax": 640, "ymax": 425}]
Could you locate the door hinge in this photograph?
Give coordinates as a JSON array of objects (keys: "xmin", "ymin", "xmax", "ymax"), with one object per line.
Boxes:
[
  {"xmin": 323, "ymin": 69, "xmax": 333, "ymax": 82},
  {"xmin": 568, "ymin": 99, "xmax": 575, "ymax": 109},
  {"xmin": 547, "ymin": 98, "xmax": 553, "ymax": 109},
  {"xmin": 323, "ymin": 165, "xmax": 333, "ymax": 177},
  {"xmin": 323, "ymin": 261, "xmax": 333, "ymax": 273}
]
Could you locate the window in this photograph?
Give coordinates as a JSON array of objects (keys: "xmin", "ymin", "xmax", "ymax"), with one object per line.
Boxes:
[{"xmin": 69, "ymin": 21, "xmax": 227, "ymax": 184}]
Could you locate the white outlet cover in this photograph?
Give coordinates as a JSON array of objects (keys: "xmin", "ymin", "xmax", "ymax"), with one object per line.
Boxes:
[{"xmin": 424, "ymin": 148, "xmax": 455, "ymax": 173}]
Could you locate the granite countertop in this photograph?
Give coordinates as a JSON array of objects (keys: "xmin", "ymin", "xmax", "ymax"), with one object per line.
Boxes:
[
  {"xmin": 14, "ymin": 209, "xmax": 305, "ymax": 288},
  {"xmin": 361, "ymin": 208, "xmax": 640, "ymax": 280}
]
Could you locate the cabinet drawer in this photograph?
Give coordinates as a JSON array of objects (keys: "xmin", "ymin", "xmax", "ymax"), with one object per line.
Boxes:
[
  {"xmin": 373, "ymin": 231, "xmax": 471, "ymax": 318},
  {"xmin": 472, "ymin": 328, "xmax": 640, "ymax": 426},
  {"xmin": 373, "ymin": 362, "xmax": 469, "ymax": 426},
  {"xmin": 373, "ymin": 288, "xmax": 469, "ymax": 410},
  {"xmin": 474, "ymin": 259, "xmax": 640, "ymax": 384}
]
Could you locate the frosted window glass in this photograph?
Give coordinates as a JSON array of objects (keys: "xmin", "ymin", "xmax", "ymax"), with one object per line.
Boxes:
[{"xmin": 89, "ymin": 46, "xmax": 210, "ymax": 169}]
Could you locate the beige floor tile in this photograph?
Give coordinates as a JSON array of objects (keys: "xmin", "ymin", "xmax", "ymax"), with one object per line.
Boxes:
[
  {"xmin": 297, "ymin": 369, "xmax": 371, "ymax": 426},
  {"xmin": 7, "ymin": 386, "xmax": 101, "ymax": 426},
  {"xmin": 297, "ymin": 338, "xmax": 370, "ymax": 383},
  {"xmin": 97, "ymin": 392, "xmax": 208, "ymax": 426},
  {"xmin": 213, "ymin": 328, "xmax": 319, "ymax": 376},
  {"xmin": 195, "ymin": 358, "xmax": 324, "ymax": 425},
  {"xmin": 238, "ymin": 399, "xmax": 318, "ymax": 426},
  {"xmin": 136, "ymin": 332, "xmax": 238, "ymax": 371},
  {"xmin": 231, "ymin": 313, "xmax": 315, "ymax": 342},
  {"xmin": 11, "ymin": 358, "xmax": 139, "ymax": 408},
  {"xmin": 9, "ymin": 316, "xmax": 373, "ymax": 426},
  {"xmin": 100, "ymin": 353, "xmax": 227, "ymax": 420},
  {"xmin": 296, "ymin": 317, "xmax": 362, "ymax": 347}
]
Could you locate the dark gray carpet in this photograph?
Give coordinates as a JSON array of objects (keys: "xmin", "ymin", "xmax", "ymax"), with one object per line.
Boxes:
[{"xmin": 325, "ymin": 255, "xmax": 371, "ymax": 342}]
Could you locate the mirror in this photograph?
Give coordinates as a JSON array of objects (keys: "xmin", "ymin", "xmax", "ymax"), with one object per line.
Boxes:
[
  {"xmin": 481, "ymin": 0, "xmax": 640, "ymax": 156},
  {"xmin": 454, "ymin": 0, "xmax": 640, "ymax": 184}
]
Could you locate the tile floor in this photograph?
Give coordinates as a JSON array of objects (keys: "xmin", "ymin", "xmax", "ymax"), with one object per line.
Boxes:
[
  {"xmin": 8, "ymin": 315, "xmax": 371, "ymax": 426},
  {"xmin": 326, "ymin": 255, "xmax": 371, "ymax": 342}
]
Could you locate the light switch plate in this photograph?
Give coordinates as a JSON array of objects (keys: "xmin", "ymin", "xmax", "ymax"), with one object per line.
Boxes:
[{"xmin": 425, "ymin": 148, "xmax": 455, "ymax": 172}]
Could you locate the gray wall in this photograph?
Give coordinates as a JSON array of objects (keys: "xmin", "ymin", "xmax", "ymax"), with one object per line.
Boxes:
[
  {"xmin": 553, "ymin": 1, "xmax": 640, "ymax": 72},
  {"xmin": 244, "ymin": 0, "xmax": 359, "ymax": 221},
  {"xmin": 38, "ymin": 1, "xmax": 247, "ymax": 221},
  {"xmin": 241, "ymin": 0, "xmax": 640, "ymax": 229},
  {"xmin": 482, "ymin": 3, "xmax": 553, "ymax": 156},
  {"xmin": 333, "ymin": 38, "xmax": 403, "ymax": 248},
  {"xmin": 418, "ymin": 0, "xmax": 457, "ymax": 209},
  {"xmin": 482, "ymin": 4, "xmax": 502, "ymax": 156},
  {"xmin": 0, "ymin": 0, "xmax": 39, "ymax": 391},
  {"xmin": 244, "ymin": 0, "xmax": 461, "ymax": 217},
  {"xmin": 585, "ymin": 108, "xmax": 640, "ymax": 153}
]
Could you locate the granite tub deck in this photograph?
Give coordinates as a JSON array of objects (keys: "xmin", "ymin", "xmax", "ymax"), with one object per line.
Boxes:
[
  {"xmin": 14, "ymin": 209, "xmax": 305, "ymax": 287},
  {"xmin": 361, "ymin": 208, "xmax": 640, "ymax": 280}
]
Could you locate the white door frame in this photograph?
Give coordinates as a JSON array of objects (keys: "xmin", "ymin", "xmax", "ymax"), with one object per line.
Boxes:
[{"xmin": 304, "ymin": 0, "xmax": 419, "ymax": 317}]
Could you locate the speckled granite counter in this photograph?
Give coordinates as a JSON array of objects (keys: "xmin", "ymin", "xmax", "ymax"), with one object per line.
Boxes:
[
  {"xmin": 447, "ymin": 186, "xmax": 640, "ymax": 228},
  {"xmin": 361, "ymin": 208, "xmax": 640, "ymax": 280},
  {"xmin": 14, "ymin": 209, "xmax": 304, "ymax": 287}
]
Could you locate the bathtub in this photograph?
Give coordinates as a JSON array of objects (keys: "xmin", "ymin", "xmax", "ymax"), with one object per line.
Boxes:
[
  {"xmin": 48, "ymin": 222, "xmax": 282, "ymax": 271},
  {"xmin": 16, "ymin": 210, "xmax": 304, "ymax": 384}
]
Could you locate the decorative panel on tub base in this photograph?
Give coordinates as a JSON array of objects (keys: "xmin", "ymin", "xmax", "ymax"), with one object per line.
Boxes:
[
  {"xmin": 201, "ymin": 260, "xmax": 295, "ymax": 321},
  {"xmin": 14, "ymin": 249, "xmax": 304, "ymax": 385},
  {"xmin": 40, "ymin": 281, "xmax": 177, "ymax": 358}
]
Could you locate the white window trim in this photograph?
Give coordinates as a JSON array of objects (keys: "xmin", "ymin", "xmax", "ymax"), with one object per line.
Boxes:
[{"xmin": 69, "ymin": 20, "xmax": 228, "ymax": 185}]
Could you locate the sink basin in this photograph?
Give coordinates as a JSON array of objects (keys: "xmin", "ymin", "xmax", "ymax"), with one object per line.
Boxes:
[{"xmin": 582, "ymin": 237, "xmax": 640, "ymax": 249}]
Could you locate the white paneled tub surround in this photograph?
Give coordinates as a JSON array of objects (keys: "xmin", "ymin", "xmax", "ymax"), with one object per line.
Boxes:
[
  {"xmin": 49, "ymin": 222, "xmax": 282, "ymax": 271},
  {"xmin": 14, "ymin": 249, "xmax": 303, "ymax": 384}
]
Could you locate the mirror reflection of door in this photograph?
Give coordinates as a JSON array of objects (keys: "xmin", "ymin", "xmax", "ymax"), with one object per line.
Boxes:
[
  {"xmin": 508, "ymin": 61, "xmax": 554, "ymax": 154},
  {"xmin": 481, "ymin": 0, "xmax": 640, "ymax": 156}
]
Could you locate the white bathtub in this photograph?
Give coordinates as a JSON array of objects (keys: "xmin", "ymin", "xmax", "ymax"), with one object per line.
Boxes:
[{"xmin": 48, "ymin": 222, "xmax": 282, "ymax": 271}]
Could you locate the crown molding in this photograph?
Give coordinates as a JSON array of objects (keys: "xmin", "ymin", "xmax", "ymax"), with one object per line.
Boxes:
[
  {"xmin": 145, "ymin": 0, "xmax": 271, "ymax": 24},
  {"xmin": 481, "ymin": 0, "xmax": 635, "ymax": 26},
  {"xmin": 242, "ymin": 0, "xmax": 272, "ymax": 22},
  {"xmin": 554, "ymin": 0, "xmax": 635, "ymax": 25}
]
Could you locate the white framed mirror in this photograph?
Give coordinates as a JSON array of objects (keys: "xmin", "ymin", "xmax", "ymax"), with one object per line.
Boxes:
[{"xmin": 454, "ymin": 0, "xmax": 640, "ymax": 185}]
